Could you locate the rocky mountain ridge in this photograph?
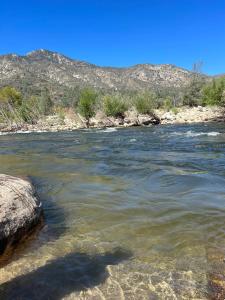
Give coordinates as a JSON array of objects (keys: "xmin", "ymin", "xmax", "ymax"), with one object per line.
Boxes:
[{"xmin": 0, "ymin": 49, "xmax": 208, "ymax": 98}]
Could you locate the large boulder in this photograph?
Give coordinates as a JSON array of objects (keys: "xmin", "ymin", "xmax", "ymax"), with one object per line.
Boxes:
[{"xmin": 0, "ymin": 174, "xmax": 43, "ymax": 257}]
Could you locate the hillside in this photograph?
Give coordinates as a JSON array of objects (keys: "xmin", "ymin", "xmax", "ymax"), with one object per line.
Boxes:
[{"xmin": 0, "ymin": 49, "xmax": 208, "ymax": 100}]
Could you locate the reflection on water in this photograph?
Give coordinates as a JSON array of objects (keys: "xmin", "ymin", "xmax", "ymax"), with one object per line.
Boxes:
[{"xmin": 1, "ymin": 123, "xmax": 225, "ymax": 299}]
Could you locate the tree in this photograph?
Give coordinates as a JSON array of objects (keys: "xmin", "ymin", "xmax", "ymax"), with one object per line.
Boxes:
[
  {"xmin": 183, "ymin": 61, "xmax": 205, "ymax": 107},
  {"xmin": 77, "ymin": 88, "xmax": 97, "ymax": 126},
  {"xmin": 183, "ymin": 79, "xmax": 205, "ymax": 106}
]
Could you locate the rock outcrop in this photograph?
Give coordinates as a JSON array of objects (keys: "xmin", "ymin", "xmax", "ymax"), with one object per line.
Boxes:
[
  {"xmin": 0, "ymin": 174, "xmax": 43, "ymax": 257},
  {"xmin": 156, "ymin": 106, "xmax": 224, "ymax": 124}
]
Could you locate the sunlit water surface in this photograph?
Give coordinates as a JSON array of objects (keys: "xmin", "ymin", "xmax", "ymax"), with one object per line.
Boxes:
[{"xmin": 1, "ymin": 124, "xmax": 225, "ymax": 299}]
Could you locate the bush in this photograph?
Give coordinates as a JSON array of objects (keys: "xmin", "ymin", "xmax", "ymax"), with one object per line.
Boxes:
[
  {"xmin": 0, "ymin": 87, "xmax": 23, "ymax": 124},
  {"xmin": 0, "ymin": 86, "xmax": 22, "ymax": 107},
  {"xmin": 171, "ymin": 107, "xmax": 179, "ymax": 115},
  {"xmin": 54, "ymin": 106, "xmax": 65, "ymax": 124},
  {"xmin": 39, "ymin": 90, "xmax": 53, "ymax": 115},
  {"xmin": 19, "ymin": 96, "xmax": 41, "ymax": 123},
  {"xmin": 134, "ymin": 91, "xmax": 156, "ymax": 114},
  {"xmin": 77, "ymin": 88, "xmax": 97, "ymax": 125},
  {"xmin": 163, "ymin": 97, "xmax": 173, "ymax": 111},
  {"xmin": 103, "ymin": 95, "xmax": 127, "ymax": 118},
  {"xmin": 202, "ymin": 77, "xmax": 225, "ymax": 106}
]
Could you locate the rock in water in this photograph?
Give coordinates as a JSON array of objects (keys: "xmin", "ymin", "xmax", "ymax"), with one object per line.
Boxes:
[{"xmin": 0, "ymin": 174, "xmax": 43, "ymax": 257}]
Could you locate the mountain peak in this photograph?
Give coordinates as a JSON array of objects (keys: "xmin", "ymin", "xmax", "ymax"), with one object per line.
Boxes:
[{"xmin": 27, "ymin": 49, "xmax": 55, "ymax": 56}]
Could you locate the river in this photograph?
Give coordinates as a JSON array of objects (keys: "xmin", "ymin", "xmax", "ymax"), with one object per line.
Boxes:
[{"xmin": 1, "ymin": 123, "xmax": 225, "ymax": 299}]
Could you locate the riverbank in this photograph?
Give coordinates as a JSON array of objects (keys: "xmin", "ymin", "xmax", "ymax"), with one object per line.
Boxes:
[{"xmin": 0, "ymin": 106, "xmax": 224, "ymax": 135}]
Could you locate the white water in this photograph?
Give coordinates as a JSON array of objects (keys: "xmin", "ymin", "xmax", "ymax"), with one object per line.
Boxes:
[{"xmin": 171, "ymin": 130, "xmax": 221, "ymax": 137}]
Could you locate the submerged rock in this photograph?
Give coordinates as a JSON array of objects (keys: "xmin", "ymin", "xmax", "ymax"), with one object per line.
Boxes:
[{"xmin": 0, "ymin": 174, "xmax": 43, "ymax": 257}]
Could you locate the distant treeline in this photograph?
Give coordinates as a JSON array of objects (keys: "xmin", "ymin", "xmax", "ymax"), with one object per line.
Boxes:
[{"xmin": 0, "ymin": 76, "xmax": 225, "ymax": 126}]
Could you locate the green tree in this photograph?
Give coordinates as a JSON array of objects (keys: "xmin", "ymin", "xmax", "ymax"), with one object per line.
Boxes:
[
  {"xmin": 183, "ymin": 79, "xmax": 204, "ymax": 106},
  {"xmin": 183, "ymin": 61, "xmax": 205, "ymax": 107},
  {"xmin": 77, "ymin": 88, "xmax": 97, "ymax": 126}
]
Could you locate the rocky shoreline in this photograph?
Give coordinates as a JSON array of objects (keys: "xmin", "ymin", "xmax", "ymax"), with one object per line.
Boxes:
[
  {"xmin": 158, "ymin": 105, "xmax": 224, "ymax": 125},
  {"xmin": 0, "ymin": 106, "xmax": 224, "ymax": 135}
]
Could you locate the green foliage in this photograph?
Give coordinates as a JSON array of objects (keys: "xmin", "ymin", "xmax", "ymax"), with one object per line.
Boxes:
[
  {"xmin": 0, "ymin": 86, "xmax": 53, "ymax": 125},
  {"xmin": 19, "ymin": 96, "xmax": 41, "ymax": 123},
  {"xmin": 0, "ymin": 86, "xmax": 22, "ymax": 107},
  {"xmin": 171, "ymin": 107, "xmax": 179, "ymax": 115},
  {"xmin": 54, "ymin": 106, "xmax": 65, "ymax": 124},
  {"xmin": 0, "ymin": 87, "xmax": 23, "ymax": 124},
  {"xmin": 78, "ymin": 88, "xmax": 97, "ymax": 121},
  {"xmin": 59, "ymin": 87, "xmax": 81, "ymax": 108},
  {"xmin": 39, "ymin": 90, "xmax": 53, "ymax": 115},
  {"xmin": 103, "ymin": 94, "xmax": 128, "ymax": 118},
  {"xmin": 202, "ymin": 77, "xmax": 225, "ymax": 106},
  {"xmin": 134, "ymin": 91, "xmax": 156, "ymax": 114},
  {"xmin": 163, "ymin": 97, "xmax": 173, "ymax": 111},
  {"xmin": 183, "ymin": 79, "xmax": 204, "ymax": 107}
]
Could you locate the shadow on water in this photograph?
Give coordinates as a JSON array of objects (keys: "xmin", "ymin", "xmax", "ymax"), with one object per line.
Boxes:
[{"xmin": 0, "ymin": 248, "xmax": 132, "ymax": 300}]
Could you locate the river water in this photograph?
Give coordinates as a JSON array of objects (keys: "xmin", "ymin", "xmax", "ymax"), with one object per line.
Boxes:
[{"xmin": 1, "ymin": 123, "xmax": 225, "ymax": 299}]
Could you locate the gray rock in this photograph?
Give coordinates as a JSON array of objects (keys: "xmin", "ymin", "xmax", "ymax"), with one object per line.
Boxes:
[
  {"xmin": 161, "ymin": 111, "xmax": 176, "ymax": 121},
  {"xmin": 138, "ymin": 113, "xmax": 160, "ymax": 125},
  {"xmin": 0, "ymin": 174, "xmax": 43, "ymax": 256}
]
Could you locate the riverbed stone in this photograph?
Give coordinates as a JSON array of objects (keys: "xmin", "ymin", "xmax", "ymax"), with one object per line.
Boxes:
[{"xmin": 0, "ymin": 174, "xmax": 43, "ymax": 256}]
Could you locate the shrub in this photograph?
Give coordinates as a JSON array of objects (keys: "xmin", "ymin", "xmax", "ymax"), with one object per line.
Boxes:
[
  {"xmin": 163, "ymin": 97, "xmax": 173, "ymax": 111},
  {"xmin": 103, "ymin": 95, "xmax": 127, "ymax": 118},
  {"xmin": 134, "ymin": 91, "xmax": 156, "ymax": 114},
  {"xmin": 54, "ymin": 106, "xmax": 65, "ymax": 124},
  {"xmin": 0, "ymin": 86, "xmax": 22, "ymax": 107},
  {"xmin": 19, "ymin": 96, "xmax": 41, "ymax": 123},
  {"xmin": 202, "ymin": 77, "xmax": 225, "ymax": 106},
  {"xmin": 78, "ymin": 88, "xmax": 97, "ymax": 125},
  {"xmin": 0, "ymin": 87, "xmax": 23, "ymax": 124},
  {"xmin": 39, "ymin": 90, "xmax": 54, "ymax": 115},
  {"xmin": 171, "ymin": 107, "xmax": 179, "ymax": 115}
]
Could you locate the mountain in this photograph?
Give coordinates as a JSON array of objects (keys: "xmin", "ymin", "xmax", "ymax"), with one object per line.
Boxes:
[{"xmin": 0, "ymin": 49, "xmax": 208, "ymax": 100}]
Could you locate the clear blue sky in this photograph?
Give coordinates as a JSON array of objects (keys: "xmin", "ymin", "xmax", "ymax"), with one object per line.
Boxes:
[{"xmin": 0, "ymin": 0, "xmax": 225, "ymax": 75}]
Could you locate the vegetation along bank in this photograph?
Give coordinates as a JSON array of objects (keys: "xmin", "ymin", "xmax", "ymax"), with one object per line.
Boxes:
[{"xmin": 0, "ymin": 74, "xmax": 225, "ymax": 133}]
